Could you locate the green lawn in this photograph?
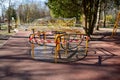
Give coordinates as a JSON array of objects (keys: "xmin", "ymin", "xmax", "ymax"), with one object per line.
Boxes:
[{"xmin": 0, "ymin": 24, "xmax": 15, "ymax": 35}]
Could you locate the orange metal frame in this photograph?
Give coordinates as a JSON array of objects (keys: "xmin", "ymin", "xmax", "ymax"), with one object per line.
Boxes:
[{"xmin": 111, "ymin": 12, "xmax": 120, "ymax": 37}]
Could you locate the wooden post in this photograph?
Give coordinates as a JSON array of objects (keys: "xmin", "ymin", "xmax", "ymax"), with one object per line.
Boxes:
[
  {"xmin": 31, "ymin": 43, "xmax": 34, "ymax": 58},
  {"xmin": 54, "ymin": 34, "xmax": 61, "ymax": 63},
  {"xmin": 111, "ymin": 12, "xmax": 120, "ymax": 37},
  {"xmin": 32, "ymin": 28, "xmax": 35, "ymax": 34},
  {"xmin": 98, "ymin": 56, "xmax": 102, "ymax": 65},
  {"xmin": 31, "ymin": 30, "xmax": 35, "ymax": 58}
]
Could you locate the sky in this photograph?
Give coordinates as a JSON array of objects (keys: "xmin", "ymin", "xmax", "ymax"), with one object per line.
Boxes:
[
  {"xmin": 6, "ymin": 0, "xmax": 47, "ymax": 7},
  {"xmin": 0, "ymin": 0, "xmax": 47, "ymax": 16},
  {"xmin": 20, "ymin": 0, "xmax": 47, "ymax": 4}
]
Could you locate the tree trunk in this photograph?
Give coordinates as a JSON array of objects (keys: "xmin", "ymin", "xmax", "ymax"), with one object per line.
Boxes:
[
  {"xmin": 90, "ymin": 0, "xmax": 99, "ymax": 35},
  {"xmin": 96, "ymin": 15, "xmax": 101, "ymax": 30},
  {"xmin": 95, "ymin": 0, "xmax": 101, "ymax": 30},
  {"xmin": 8, "ymin": 0, "xmax": 11, "ymax": 33},
  {"xmin": 89, "ymin": 27, "xmax": 94, "ymax": 35},
  {"xmin": 84, "ymin": 15, "xmax": 88, "ymax": 35},
  {"xmin": 8, "ymin": 20, "xmax": 11, "ymax": 33},
  {"xmin": 103, "ymin": 2, "xmax": 107, "ymax": 28},
  {"xmin": 82, "ymin": 0, "xmax": 100, "ymax": 36},
  {"xmin": 103, "ymin": 11, "xmax": 106, "ymax": 28},
  {"xmin": 0, "ymin": 18, "xmax": 1, "ymax": 30},
  {"xmin": 0, "ymin": 24, "xmax": 1, "ymax": 30}
]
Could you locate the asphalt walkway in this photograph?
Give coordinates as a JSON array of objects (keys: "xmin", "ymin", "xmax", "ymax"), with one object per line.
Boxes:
[{"xmin": 0, "ymin": 31, "xmax": 120, "ymax": 80}]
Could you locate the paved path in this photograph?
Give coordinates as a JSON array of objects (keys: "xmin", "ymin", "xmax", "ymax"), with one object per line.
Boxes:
[{"xmin": 0, "ymin": 31, "xmax": 120, "ymax": 80}]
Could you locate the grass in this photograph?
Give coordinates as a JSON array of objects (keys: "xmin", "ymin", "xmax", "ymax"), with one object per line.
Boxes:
[
  {"xmin": 0, "ymin": 30, "xmax": 15, "ymax": 35},
  {"xmin": 0, "ymin": 24, "xmax": 16, "ymax": 47},
  {"xmin": 0, "ymin": 24, "xmax": 15, "ymax": 36}
]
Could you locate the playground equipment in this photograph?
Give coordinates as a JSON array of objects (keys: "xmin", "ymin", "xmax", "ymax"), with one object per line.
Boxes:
[
  {"xmin": 111, "ymin": 12, "xmax": 120, "ymax": 37},
  {"xmin": 29, "ymin": 18, "xmax": 89, "ymax": 63}
]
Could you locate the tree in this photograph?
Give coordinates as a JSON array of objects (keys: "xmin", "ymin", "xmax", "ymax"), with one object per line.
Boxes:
[
  {"xmin": 47, "ymin": 0, "xmax": 120, "ymax": 36},
  {"xmin": 47, "ymin": 0, "xmax": 82, "ymax": 21},
  {"xmin": 47, "ymin": 0, "xmax": 100, "ymax": 36},
  {"xmin": 82, "ymin": 0, "xmax": 100, "ymax": 36},
  {"xmin": 0, "ymin": 0, "xmax": 6, "ymax": 30},
  {"xmin": 95, "ymin": 0, "xmax": 103, "ymax": 30},
  {"xmin": 6, "ymin": 6, "xmax": 17, "ymax": 30},
  {"xmin": 0, "ymin": 17, "xmax": 1, "ymax": 30},
  {"xmin": 17, "ymin": 3, "xmax": 50, "ymax": 23},
  {"xmin": 5, "ymin": 0, "xmax": 17, "ymax": 33},
  {"xmin": 7, "ymin": 0, "xmax": 11, "ymax": 33},
  {"xmin": 99, "ymin": 0, "xmax": 116, "ymax": 29},
  {"xmin": 114, "ymin": 0, "xmax": 120, "ymax": 9}
]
